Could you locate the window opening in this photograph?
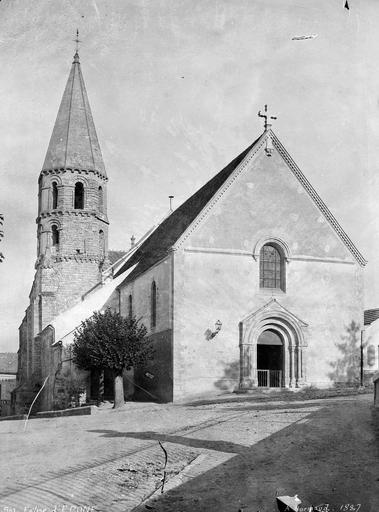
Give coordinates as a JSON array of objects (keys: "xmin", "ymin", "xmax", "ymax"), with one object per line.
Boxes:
[
  {"xmin": 74, "ymin": 182, "xmax": 84, "ymax": 209},
  {"xmin": 259, "ymin": 244, "xmax": 284, "ymax": 290},
  {"xmin": 128, "ymin": 294, "xmax": 133, "ymax": 319},
  {"xmin": 52, "ymin": 182, "xmax": 58, "ymax": 209},
  {"xmin": 98, "ymin": 186, "xmax": 103, "ymax": 213},
  {"xmin": 151, "ymin": 281, "xmax": 157, "ymax": 328},
  {"xmin": 52, "ymin": 225, "xmax": 59, "ymax": 247}
]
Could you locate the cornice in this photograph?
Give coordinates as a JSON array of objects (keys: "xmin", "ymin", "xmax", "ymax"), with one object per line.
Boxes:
[
  {"xmin": 270, "ymin": 131, "xmax": 367, "ymax": 267},
  {"xmin": 36, "ymin": 253, "xmax": 104, "ymax": 268},
  {"xmin": 39, "ymin": 167, "xmax": 108, "ymax": 182},
  {"xmin": 36, "ymin": 210, "xmax": 109, "ymax": 223}
]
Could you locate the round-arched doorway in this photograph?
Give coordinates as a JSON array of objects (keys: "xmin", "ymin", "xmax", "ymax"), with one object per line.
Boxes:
[
  {"xmin": 257, "ymin": 329, "xmax": 284, "ymax": 387},
  {"xmin": 239, "ymin": 301, "xmax": 308, "ymax": 390}
]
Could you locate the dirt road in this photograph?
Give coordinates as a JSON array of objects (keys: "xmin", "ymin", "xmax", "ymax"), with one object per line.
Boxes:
[
  {"xmin": 0, "ymin": 394, "xmax": 377, "ymax": 512},
  {"xmin": 145, "ymin": 394, "xmax": 378, "ymax": 512}
]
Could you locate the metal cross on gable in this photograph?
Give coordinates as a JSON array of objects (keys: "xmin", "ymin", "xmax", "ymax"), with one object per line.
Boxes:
[{"xmin": 258, "ymin": 104, "xmax": 277, "ymax": 130}]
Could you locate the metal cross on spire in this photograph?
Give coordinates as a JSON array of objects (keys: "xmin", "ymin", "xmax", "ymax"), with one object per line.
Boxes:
[
  {"xmin": 258, "ymin": 104, "xmax": 277, "ymax": 130},
  {"xmin": 73, "ymin": 29, "xmax": 81, "ymax": 63},
  {"xmin": 74, "ymin": 28, "xmax": 81, "ymax": 54}
]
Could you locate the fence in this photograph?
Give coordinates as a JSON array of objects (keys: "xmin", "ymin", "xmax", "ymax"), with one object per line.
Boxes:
[{"xmin": 257, "ymin": 369, "xmax": 282, "ymax": 388}]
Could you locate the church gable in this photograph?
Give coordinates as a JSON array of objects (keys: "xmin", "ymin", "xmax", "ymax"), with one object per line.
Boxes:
[{"xmin": 176, "ymin": 131, "xmax": 365, "ymax": 265}]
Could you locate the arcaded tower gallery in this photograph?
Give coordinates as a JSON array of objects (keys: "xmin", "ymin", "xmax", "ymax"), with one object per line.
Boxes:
[{"xmin": 14, "ymin": 48, "xmax": 109, "ymax": 411}]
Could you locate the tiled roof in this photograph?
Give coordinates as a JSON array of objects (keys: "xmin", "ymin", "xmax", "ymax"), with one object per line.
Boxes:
[
  {"xmin": 364, "ymin": 309, "xmax": 379, "ymax": 326},
  {"xmin": 42, "ymin": 52, "xmax": 106, "ymax": 177},
  {"xmin": 114, "ymin": 135, "xmax": 262, "ymax": 283},
  {"xmin": 0, "ymin": 353, "xmax": 18, "ymax": 374}
]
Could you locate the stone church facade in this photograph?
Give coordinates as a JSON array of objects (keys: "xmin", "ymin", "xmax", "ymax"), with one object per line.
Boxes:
[
  {"xmin": 14, "ymin": 50, "xmax": 366, "ymax": 411},
  {"xmin": 113, "ymin": 130, "xmax": 365, "ymax": 402}
]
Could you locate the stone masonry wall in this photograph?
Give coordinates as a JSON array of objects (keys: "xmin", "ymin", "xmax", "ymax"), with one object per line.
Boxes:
[
  {"xmin": 172, "ymin": 145, "xmax": 364, "ymax": 400},
  {"xmin": 115, "ymin": 255, "xmax": 173, "ymax": 401}
]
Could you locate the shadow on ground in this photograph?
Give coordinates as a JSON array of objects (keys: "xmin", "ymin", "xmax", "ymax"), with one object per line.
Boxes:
[
  {"xmin": 89, "ymin": 398, "xmax": 378, "ymax": 512},
  {"xmin": 90, "ymin": 429, "xmax": 246, "ymax": 454}
]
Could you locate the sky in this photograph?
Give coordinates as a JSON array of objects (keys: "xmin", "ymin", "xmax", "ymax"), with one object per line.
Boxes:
[{"xmin": 0, "ymin": 0, "xmax": 378, "ymax": 352}]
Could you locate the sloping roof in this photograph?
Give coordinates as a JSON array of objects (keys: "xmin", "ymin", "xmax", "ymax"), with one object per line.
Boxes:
[
  {"xmin": 108, "ymin": 250, "xmax": 127, "ymax": 266},
  {"xmin": 114, "ymin": 134, "xmax": 263, "ymax": 283},
  {"xmin": 0, "ymin": 353, "xmax": 18, "ymax": 374},
  {"xmin": 50, "ymin": 265, "xmax": 137, "ymax": 346},
  {"xmin": 364, "ymin": 309, "xmax": 379, "ymax": 326},
  {"xmin": 42, "ymin": 52, "xmax": 106, "ymax": 176},
  {"xmin": 115, "ymin": 129, "xmax": 366, "ymax": 285}
]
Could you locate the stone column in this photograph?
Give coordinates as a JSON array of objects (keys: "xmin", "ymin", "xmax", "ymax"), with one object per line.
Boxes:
[
  {"xmin": 40, "ymin": 185, "xmax": 50, "ymax": 212},
  {"xmin": 40, "ymin": 227, "xmax": 50, "ymax": 256},
  {"xmin": 289, "ymin": 346, "xmax": 295, "ymax": 387},
  {"xmin": 284, "ymin": 343, "xmax": 290, "ymax": 387},
  {"xmin": 301, "ymin": 345, "xmax": 307, "ymax": 384},
  {"xmin": 296, "ymin": 345, "xmax": 305, "ymax": 387},
  {"xmin": 239, "ymin": 343, "xmax": 255, "ymax": 389}
]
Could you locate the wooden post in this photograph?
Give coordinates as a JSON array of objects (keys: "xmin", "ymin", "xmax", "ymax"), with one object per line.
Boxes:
[{"xmin": 99, "ymin": 369, "xmax": 104, "ymax": 403}]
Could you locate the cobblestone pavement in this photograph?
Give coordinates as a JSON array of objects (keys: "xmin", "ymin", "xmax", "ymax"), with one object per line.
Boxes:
[{"xmin": 0, "ymin": 395, "xmax": 376, "ymax": 512}]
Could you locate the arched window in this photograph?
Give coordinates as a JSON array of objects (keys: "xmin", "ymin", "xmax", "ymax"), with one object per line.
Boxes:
[
  {"xmin": 52, "ymin": 182, "xmax": 58, "ymax": 209},
  {"xmin": 259, "ymin": 244, "xmax": 285, "ymax": 291},
  {"xmin": 74, "ymin": 182, "xmax": 84, "ymax": 209},
  {"xmin": 99, "ymin": 230, "xmax": 105, "ymax": 258},
  {"xmin": 151, "ymin": 281, "xmax": 157, "ymax": 328},
  {"xmin": 98, "ymin": 186, "xmax": 103, "ymax": 213},
  {"xmin": 128, "ymin": 294, "xmax": 133, "ymax": 319},
  {"xmin": 52, "ymin": 225, "xmax": 59, "ymax": 247}
]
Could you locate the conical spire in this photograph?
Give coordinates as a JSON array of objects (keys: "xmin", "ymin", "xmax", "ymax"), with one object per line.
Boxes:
[{"xmin": 42, "ymin": 51, "xmax": 106, "ymax": 176}]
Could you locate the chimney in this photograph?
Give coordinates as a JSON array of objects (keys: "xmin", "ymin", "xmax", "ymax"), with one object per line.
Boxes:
[
  {"xmin": 130, "ymin": 235, "xmax": 136, "ymax": 249},
  {"xmin": 169, "ymin": 195, "xmax": 174, "ymax": 212}
]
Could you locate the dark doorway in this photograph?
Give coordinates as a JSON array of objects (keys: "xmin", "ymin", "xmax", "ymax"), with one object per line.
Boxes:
[{"xmin": 257, "ymin": 329, "xmax": 283, "ymax": 387}]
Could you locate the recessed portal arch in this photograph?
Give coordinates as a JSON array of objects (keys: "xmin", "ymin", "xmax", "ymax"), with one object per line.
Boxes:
[{"xmin": 239, "ymin": 299, "xmax": 308, "ymax": 390}]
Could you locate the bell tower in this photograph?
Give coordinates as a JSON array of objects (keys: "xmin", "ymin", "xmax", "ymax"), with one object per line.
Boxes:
[{"xmin": 33, "ymin": 48, "xmax": 109, "ymax": 329}]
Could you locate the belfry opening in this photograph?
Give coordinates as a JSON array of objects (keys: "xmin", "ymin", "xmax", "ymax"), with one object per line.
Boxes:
[{"xmin": 257, "ymin": 329, "xmax": 284, "ymax": 387}]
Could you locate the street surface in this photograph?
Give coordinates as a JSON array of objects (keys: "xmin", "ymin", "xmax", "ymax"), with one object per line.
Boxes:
[{"xmin": 0, "ymin": 394, "xmax": 377, "ymax": 512}]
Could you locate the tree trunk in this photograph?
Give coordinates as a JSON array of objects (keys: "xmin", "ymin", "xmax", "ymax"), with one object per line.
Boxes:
[{"xmin": 113, "ymin": 373, "xmax": 125, "ymax": 409}]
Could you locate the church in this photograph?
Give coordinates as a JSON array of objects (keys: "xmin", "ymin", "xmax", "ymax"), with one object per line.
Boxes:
[{"xmin": 13, "ymin": 48, "xmax": 367, "ymax": 412}]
